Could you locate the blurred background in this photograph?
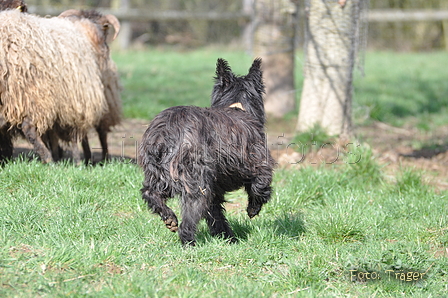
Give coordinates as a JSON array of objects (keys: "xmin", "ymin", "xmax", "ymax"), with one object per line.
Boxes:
[{"xmin": 24, "ymin": 0, "xmax": 448, "ymax": 52}]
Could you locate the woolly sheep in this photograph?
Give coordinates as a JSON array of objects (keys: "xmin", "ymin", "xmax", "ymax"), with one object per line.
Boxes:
[
  {"xmin": 0, "ymin": 1, "xmax": 25, "ymax": 162},
  {"xmin": 0, "ymin": 10, "xmax": 106, "ymax": 163},
  {"xmin": 0, "ymin": 9, "xmax": 121, "ymax": 163},
  {"xmin": 58, "ymin": 9, "xmax": 122, "ymax": 162}
]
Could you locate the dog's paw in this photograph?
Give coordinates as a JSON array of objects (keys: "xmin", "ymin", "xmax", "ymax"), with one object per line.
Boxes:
[
  {"xmin": 227, "ymin": 237, "xmax": 238, "ymax": 244},
  {"xmin": 164, "ymin": 217, "xmax": 178, "ymax": 232},
  {"xmin": 182, "ymin": 240, "xmax": 196, "ymax": 247},
  {"xmin": 247, "ymin": 204, "xmax": 262, "ymax": 218}
]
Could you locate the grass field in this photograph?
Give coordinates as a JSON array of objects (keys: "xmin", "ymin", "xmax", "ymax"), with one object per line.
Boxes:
[{"xmin": 1, "ymin": 48, "xmax": 448, "ymax": 297}]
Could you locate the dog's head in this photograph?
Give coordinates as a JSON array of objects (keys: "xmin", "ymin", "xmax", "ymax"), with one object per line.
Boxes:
[{"xmin": 211, "ymin": 58, "xmax": 266, "ymax": 125}]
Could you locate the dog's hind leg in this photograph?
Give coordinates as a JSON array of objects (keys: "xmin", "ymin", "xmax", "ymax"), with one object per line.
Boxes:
[
  {"xmin": 142, "ymin": 188, "xmax": 178, "ymax": 232},
  {"xmin": 178, "ymin": 193, "xmax": 208, "ymax": 246},
  {"xmin": 205, "ymin": 193, "xmax": 237, "ymax": 243},
  {"xmin": 245, "ymin": 174, "xmax": 272, "ymax": 218}
]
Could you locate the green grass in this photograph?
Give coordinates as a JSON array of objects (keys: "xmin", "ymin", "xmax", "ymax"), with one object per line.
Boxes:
[
  {"xmin": 0, "ymin": 156, "xmax": 447, "ymax": 297},
  {"xmin": 353, "ymin": 51, "xmax": 448, "ymax": 129},
  {"xmin": 291, "ymin": 124, "xmax": 336, "ymax": 154}
]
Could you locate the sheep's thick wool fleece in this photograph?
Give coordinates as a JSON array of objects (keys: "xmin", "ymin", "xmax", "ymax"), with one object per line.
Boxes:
[{"xmin": 0, "ymin": 10, "xmax": 107, "ymax": 135}]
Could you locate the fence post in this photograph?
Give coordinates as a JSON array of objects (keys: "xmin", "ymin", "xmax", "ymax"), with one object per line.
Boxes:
[
  {"xmin": 112, "ymin": 0, "xmax": 132, "ymax": 50},
  {"xmin": 242, "ymin": 0, "xmax": 255, "ymax": 55},
  {"xmin": 443, "ymin": 2, "xmax": 448, "ymax": 51}
]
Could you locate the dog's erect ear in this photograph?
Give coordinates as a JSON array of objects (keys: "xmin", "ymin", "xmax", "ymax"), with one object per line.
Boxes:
[
  {"xmin": 247, "ymin": 58, "xmax": 262, "ymax": 82},
  {"xmin": 215, "ymin": 58, "xmax": 233, "ymax": 89}
]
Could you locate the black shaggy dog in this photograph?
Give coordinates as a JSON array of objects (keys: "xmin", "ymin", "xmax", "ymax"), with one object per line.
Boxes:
[{"xmin": 138, "ymin": 58, "xmax": 274, "ymax": 246}]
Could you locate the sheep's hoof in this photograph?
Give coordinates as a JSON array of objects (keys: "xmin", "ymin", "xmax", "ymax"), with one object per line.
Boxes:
[
  {"xmin": 164, "ymin": 217, "xmax": 178, "ymax": 232},
  {"xmin": 42, "ymin": 156, "xmax": 53, "ymax": 164}
]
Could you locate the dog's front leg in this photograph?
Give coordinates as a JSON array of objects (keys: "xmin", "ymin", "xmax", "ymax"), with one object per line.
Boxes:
[{"xmin": 245, "ymin": 175, "xmax": 272, "ymax": 218}]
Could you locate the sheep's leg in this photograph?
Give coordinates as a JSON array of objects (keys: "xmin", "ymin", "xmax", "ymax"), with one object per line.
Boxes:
[
  {"xmin": 96, "ymin": 126, "xmax": 109, "ymax": 161},
  {"xmin": 179, "ymin": 193, "xmax": 208, "ymax": 246},
  {"xmin": 0, "ymin": 128, "xmax": 13, "ymax": 162},
  {"xmin": 70, "ymin": 134, "xmax": 81, "ymax": 165},
  {"xmin": 81, "ymin": 136, "xmax": 92, "ymax": 164},
  {"xmin": 21, "ymin": 117, "xmax": 52, "ymax": 163},
  {"xmin": 43, "ymin": 131, "xmax": 62, "ymax": 161},
  {"xmin": 245, "ymin": 174, "xmax": 272, "ymax": 218},
  {"xmin": 205, "ymin": 193, "xmax": 236, "ymax": 243},
  {"xmin": 141, "ymin": 187, "xmax": 178, "ymax": 233}
]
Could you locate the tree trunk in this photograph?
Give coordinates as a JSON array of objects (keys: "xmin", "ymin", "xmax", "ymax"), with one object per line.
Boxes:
[
  {"xmin": 297, "ymin": 0, "xmax": 362, "ymax": 137},
  {"xmin": 253, "ymin": 0, "xmax": 297, "ymax": 118}
]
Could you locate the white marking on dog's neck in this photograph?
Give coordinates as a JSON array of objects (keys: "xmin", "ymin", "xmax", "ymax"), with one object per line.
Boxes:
[{"xmin": 228, "ymin": 102, "xmax": 245, "ymax": 111}]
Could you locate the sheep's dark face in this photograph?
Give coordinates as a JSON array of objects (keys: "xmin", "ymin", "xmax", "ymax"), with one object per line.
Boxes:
[
  {"xmin": 58, "ymin": 9, "xmax": 120, "ymax": 46},
  {"xmin": 78, "ymin": 10, "xmax": 112, "ymax": 41},
  {"xmin": 0, "ymin": 0, "xmax": 28, "ymax": 12}
]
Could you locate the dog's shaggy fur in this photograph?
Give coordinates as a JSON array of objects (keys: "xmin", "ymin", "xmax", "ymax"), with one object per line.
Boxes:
[{"xmin": 138, "ymin": 58, "xmax": 274, "ymax": 246}]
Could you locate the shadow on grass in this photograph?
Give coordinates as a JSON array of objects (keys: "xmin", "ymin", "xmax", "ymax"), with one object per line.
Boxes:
[
  {"xmin": 195, "ymin": 213, "xmax": 307, "ymax": 245},
  {"xmin": 231, "ymin": 219, "xmax": 255, "ymax": 241},
  {"xmin": 271, "ymin": 212, "xmax": 307, "ymax": 239},
  {"xmin": 193, "ymin": 219, "xmax": 255, "ymax": 245},
  {"xmin": 401, "ymin": 143, "xmax": 448, "ymax": 159}
]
